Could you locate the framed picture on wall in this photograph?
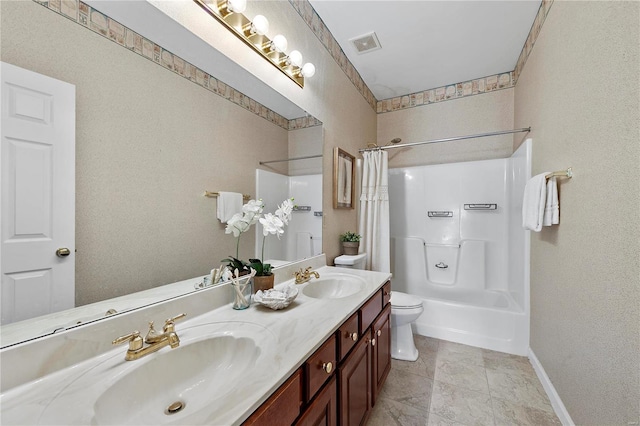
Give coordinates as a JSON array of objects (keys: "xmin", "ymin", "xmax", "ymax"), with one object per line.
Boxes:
[{"xmin": 333, "ymin": 147, "xmax": 356, "ymax": 209}]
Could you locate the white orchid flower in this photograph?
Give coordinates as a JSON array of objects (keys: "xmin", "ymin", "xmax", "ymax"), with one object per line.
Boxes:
[
  {"xmin": 242, "ymin": 199, "xmax": 264, "ymax": 215},
  {"xmin": 260, "ymin": 213, "xmax": 285, "ymax": 239},
  {"xmin": 225, "ymin": 213, "xmax": 250, "ymax": 237},
  {"xmin": 275, "ymin": 198, "xmax": 294, "ymax": 225}
]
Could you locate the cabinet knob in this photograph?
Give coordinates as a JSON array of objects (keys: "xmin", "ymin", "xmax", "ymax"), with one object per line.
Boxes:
[
  {"xmin": 350, "ymin": 332, "xmax": 358, "ymax": 342},
  {"xmin": 376, "ymin": 329, "xmax": 382, "ymax": 337},
  {"xmin": 322, "ymin": 361, "xmax": 333, "ymax": 374},
  {"xmin": 371, "ymin": 338, "xmax": 376, "ymax": 347}
]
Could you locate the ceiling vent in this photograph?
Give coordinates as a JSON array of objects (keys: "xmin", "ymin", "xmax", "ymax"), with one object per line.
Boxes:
[{"xmin": 349, "ymin": 32, "xmax": 381, "ymax": 54}]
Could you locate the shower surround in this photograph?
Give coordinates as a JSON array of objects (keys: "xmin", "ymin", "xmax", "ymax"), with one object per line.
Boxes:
[{"xmin": 389, "ymin": 140, "xmax": 531, "ymax": 355}]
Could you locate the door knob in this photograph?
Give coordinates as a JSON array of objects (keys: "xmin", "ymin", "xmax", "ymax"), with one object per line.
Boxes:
[{"xmin": 56, "ymin": 248, "xmax": 71, "ymax": 257}]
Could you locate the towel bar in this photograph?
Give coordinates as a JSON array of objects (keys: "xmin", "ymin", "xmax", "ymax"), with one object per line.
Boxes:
[
  {"xmin": 203, "ymin": 191, "xmax": 251, "ymax": 201},
  {"xmin": 545, "ymin": 167, "xmax": 572, "ymax": 180}
]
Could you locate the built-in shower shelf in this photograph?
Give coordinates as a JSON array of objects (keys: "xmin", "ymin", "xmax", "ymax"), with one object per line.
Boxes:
[
  {"xmin": 464, "ymin": 204, "xmax": 497, "ymax": 210},
  {"xmin": 428, "ymin": 211, "xmax": 453, "ymax": 218}
]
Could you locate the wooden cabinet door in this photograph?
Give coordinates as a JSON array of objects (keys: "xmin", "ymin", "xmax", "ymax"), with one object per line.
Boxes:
[
  {"xmin": 338, "ymin": 332, "xmax": 371, "ymax": 426},
  {"xmin": 296, "ymin": 376, "xmax": 337, "ymax": 426},
  {"xmin": 371, "ymin": 304, "xmax": 391, "ymax": 406},
  {"xmin": 244, "ymin": 369, "xmax": 303, "ymax": 426}
]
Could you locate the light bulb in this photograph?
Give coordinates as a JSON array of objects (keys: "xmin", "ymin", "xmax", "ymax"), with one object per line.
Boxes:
[
  {"xmin": 227, "ymin": 0, "xmax": 246, "ymax": 13},
  {"xmin": 251, "ymin": 15, "xmax": 269, "ymax": 36},
  {"xmin": 272, "ymin": 35, "xmax": 288, "ymax": 53},
  {"xmin": 288, "ymin": 50, "xmax": 303, "ymax": 67},
  {"xmin": 301, "ymin": 63, "xmax": 315, "ymax": 78}
]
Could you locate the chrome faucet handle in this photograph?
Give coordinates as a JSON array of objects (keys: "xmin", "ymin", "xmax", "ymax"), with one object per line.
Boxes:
[
  {"xmin": 112, "ymin": 331, "xmax": 143, "ymax": 351},
  {"xmin": 163, "ymin": 313, "xmax": 186, "ymax": 333}
]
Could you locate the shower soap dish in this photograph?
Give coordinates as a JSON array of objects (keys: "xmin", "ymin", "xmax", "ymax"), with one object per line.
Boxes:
[{"xmin": 254, "ymin": 285, "xmax": 299, "ymax": 310}]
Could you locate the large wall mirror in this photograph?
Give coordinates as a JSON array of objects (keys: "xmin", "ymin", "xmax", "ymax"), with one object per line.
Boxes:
[{"xmin": 0, "ymin": 0, "xmax": 322, "ymax": 347}]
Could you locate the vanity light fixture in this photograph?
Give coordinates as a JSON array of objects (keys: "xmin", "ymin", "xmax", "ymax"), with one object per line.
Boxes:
[{"xmin": 194, "ymin": 0, "xmax": 315, "ymax": 88}]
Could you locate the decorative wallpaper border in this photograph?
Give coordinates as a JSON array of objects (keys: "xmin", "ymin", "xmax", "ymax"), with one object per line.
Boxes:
[
  {"xmin": 288, "ymin": 0, "xmax": 378, "ymax": 111},
  {"xmin": 514, "ymin": 0, "xmax": 554, "ymax": 83},
  {"xmin": 32, "ymin": 0, "xmax": 322, "ymax": 131},
  {"xmin": 374, "ymin": 0, "xmax": 553, "ymax": 114},
  {"xmin": 376, "ymin": 72, "xmax": 515, "ymax": 113},
  {"xmin": 291, "ymin": 0, "xmax": 553, "ymax": 115},
  {"xmin": 34, "ymin": 0, "xmax": 553, "ymax": 121}
]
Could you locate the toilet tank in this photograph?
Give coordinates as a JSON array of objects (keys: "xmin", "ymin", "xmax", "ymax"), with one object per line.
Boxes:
[{"xmin": 334, "ymin": 253, "xmax": 367, "ymax": 270}]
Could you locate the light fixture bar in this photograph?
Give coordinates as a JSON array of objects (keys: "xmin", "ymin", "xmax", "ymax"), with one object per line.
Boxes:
[{"xmin": 194, "ymin": 0, "xmax": 305, "ymax": 88}]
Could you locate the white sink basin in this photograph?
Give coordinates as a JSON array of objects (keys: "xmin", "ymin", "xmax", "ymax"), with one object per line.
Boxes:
[
  {"xmin": 31, "ymin": 322, "xmax": 275, "ymax": 425},
  {"xmin": 302, "ymin": 274, "xmax": 366, "ymax": 299}
]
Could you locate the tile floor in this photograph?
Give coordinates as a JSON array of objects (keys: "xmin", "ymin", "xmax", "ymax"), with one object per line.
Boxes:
[{"xmin": 368, "ymin": 335, "xmax": 561, "ymax": 426}]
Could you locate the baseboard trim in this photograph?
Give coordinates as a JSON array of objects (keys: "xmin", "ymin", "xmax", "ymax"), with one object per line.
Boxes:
[{"xmin": 528, "ymin": 348, "xmax": 575, "ymax": 426}]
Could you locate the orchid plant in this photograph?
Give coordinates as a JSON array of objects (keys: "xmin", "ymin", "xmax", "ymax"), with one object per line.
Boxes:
[
  {"xmin": 222, "ymin": 198, "xmax": 294, "ymax": 276},
  {"xmin": 250, "ymin": 198, "xmax": 294, "ymax": 276},
  {"xmin": 222, "ymin": 199, "xmax": 264, "ymax": 273}
]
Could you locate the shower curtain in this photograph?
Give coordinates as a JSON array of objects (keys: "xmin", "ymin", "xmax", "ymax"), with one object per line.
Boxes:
[{"xmin": 358, "ymin": 150, "xmax": 390, "ymax": 272}]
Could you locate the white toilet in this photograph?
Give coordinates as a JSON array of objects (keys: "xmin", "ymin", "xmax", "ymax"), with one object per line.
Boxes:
[
  {"xmin": 333, "ymin": 253, "xmax": 367, "ymax": 269},
  {"xmin": 390, "ymin": 291, "xmax": 424, "ymax": 361}
]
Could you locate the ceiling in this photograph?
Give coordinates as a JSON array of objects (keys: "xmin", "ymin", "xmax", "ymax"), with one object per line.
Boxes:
[
  {"xmin": 87, "ymin": 1, "xmax": 541, "ymax": 117},
  {"xmin": 308, "ymin": 0, "xmax": 542, "ymax": 99}
]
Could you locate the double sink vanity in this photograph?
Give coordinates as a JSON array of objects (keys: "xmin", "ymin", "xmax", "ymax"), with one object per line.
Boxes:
[{"xmin": 0, "ymin": 255, "xmax": 392, "ymax": 425}]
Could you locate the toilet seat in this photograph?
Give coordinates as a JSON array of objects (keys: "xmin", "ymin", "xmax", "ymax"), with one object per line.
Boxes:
[{"xmin": 390, "ymin": 291, "xmax": 422, "ymax": 309}]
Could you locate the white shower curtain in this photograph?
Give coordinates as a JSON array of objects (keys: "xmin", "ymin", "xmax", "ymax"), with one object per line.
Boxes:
[{"xmin": 358, "ymin": 150, "xmax": 390, "ymax": 272}]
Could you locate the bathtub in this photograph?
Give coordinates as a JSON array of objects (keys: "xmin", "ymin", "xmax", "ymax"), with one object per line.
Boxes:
[{"xmin": 391, "ymin": 237, "xmax": 529, "ymax": 356}]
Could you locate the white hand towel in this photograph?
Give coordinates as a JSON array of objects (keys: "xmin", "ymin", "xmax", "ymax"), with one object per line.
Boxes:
[
  {"xmin": 522, "ymin": 173, "xmax": 549, "ymax": 232},
  {"xmin": 543, "ymin": 177, "xmax": 559, "ymax": 226},
  {"xmin": 217, "ymin": 192, "xmax": 243, "ymax": 223}
]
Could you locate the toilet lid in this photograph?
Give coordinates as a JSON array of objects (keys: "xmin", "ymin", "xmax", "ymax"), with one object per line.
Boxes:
[{"xmin": 390, "ymin": 291, "xmax": 422, "ymax": 309}]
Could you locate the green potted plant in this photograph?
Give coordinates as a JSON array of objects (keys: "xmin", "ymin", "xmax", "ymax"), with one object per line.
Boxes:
[{"xmin": 340, "ymin": 231, "xmax": 361, "ymax": 255}]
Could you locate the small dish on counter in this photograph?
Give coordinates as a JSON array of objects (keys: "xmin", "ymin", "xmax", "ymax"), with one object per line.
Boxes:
[{"xmin": 254, "ymin": 285, "xmax": 299, "ymax": 310}]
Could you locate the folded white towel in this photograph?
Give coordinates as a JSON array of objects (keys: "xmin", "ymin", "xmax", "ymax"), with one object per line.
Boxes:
[
  {"xmin": 216, "ymin": 192, "xmax": 243, "ymax": 223},
  {"xmin": 522, "ymin": 173, "xmax": 549, "ymax": 232},
  {"xmin": 543, "ymin": 176, "xmax": 559, "ymax": 226}
]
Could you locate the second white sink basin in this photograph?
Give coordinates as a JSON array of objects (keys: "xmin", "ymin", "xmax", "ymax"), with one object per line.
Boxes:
[{"xmin": 302, "ymin": 274, "xmax": 366, "ymax": 299}]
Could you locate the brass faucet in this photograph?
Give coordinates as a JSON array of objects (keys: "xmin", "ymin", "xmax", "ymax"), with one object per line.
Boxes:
[
  {"xmin": 294, "ymin": 267, "xmax": 320, "ymax": 284},
  {"xmin": 113, "ymin": 313, "xmax": 186, "ymax": 361}
]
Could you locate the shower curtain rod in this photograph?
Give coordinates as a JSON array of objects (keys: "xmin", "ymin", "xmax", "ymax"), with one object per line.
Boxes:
[
  {"xmin": 358, "ymin": 127, "xmax": 531, "ymax": 153},
  {"xmin": 259, "ymin": 154, "xmax": 323, "ymax": 165}
]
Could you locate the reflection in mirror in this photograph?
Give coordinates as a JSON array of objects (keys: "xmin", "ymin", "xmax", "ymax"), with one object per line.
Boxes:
[
  {"xmin": 0, "ymin": 0, "xmax": 323, "ymax": 348},
  {"xmin": 257, "ymin": 126, "xmax": 323, "ymax": 264}
]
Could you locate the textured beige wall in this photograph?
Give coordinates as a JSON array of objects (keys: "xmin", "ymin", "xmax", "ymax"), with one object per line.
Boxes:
[
  {"xmin": 287, "ymin": 126, "xmax": 323, "ymax": 176},
  {"xmin": 514, "ymin": 2, "xmax": 640, "ymax": 424},
  {"xmin": 1, "ymin": 1, "xmax": 289, "ymax": 305},
  {"xmin": 377, "ymin": 89, "xmax": 515, "ymax": 169}
]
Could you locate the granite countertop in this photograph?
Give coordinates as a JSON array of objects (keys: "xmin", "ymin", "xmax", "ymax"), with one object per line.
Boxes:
[{"xmin": 0, "ymin": 263, "xmax": 391, "ymax": 425}]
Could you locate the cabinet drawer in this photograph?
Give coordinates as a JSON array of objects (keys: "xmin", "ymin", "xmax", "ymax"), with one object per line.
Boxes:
[
  {"xmin": 244, "ymin": 369, "xmax": 302, "ymax": 426},
  {"xmin": 359, "ymin": 290, "xmax": 383, "ymax": 335},
  {"xmin": 337, "ymin": 312, "xmax": 360, "ymax": 362},
  {"xmin": 382, "ymin": 281, "xmax": 391, "ymax": 306},
  {"xmin": 305, "ymin": 335, "xmax": 337, "ymax": 403}
]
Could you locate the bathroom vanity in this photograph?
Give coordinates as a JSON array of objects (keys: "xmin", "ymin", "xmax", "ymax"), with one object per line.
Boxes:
[
  {"xmin": 0, "ymin": 255, "xmax": 392, "ymax": 425},
  {"xmin": 246, "ymin": 279, "xmax": 392, "ymax": 425}
]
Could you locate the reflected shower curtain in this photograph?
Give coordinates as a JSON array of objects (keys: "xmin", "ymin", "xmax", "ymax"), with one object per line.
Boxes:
[{"xmin": 358, "ymin": 150, "xmax": 390, "ymax": 272}]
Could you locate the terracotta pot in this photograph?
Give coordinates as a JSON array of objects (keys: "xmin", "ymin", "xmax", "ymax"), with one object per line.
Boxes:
[
  {"xmin": 342, "ymin": 241, "xmax": 360, "ymax": 255},
  {"xmin": 253, "ymin": 274, "xmax": 275, "ymax": 293}
]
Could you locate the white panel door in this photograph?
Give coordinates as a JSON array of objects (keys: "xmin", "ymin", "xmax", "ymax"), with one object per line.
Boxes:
[{"xmin": 1, "ymin": 62, "xmax": 75, "ymax": 325}]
